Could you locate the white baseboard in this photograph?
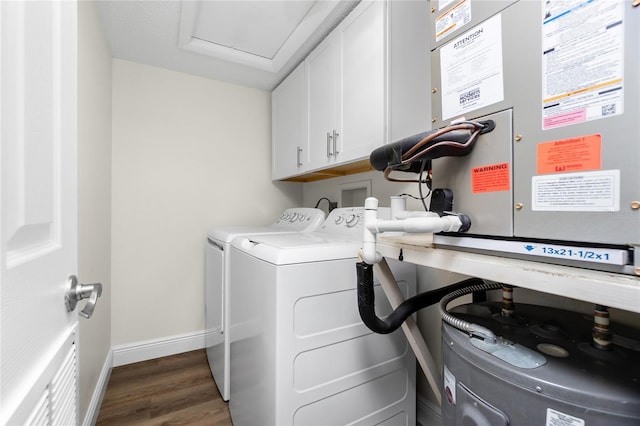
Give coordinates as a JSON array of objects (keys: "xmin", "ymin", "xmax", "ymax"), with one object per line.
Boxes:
[
  {"xmin": 416, "ymin": 394, "xmax": 442, "ymax": 426},
  {"xmin": 82, "ymin": 349, "xmax": 112, "ymax": 426},
  {"xmin": 112, "ymin": 330, "xmax": 206, "ymax": 367}
]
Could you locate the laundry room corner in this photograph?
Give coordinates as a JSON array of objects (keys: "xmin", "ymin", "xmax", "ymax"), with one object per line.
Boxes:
[
  {"xmin": 110, "ymin": 59, "xmax": 302, "ymax": 360},
  {"xmin": 6, "ymin": 0, "xmax": 640, "ymax": 424}
]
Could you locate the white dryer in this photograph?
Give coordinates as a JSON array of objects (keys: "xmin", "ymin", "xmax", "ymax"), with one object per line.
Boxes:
[
  {"xmin": 228, "ymin": 207, "xmax": 416, "ymax": 426},
  {"xmin": 206, "ymin": 208, "xmax": 325, "ymax": 401}
]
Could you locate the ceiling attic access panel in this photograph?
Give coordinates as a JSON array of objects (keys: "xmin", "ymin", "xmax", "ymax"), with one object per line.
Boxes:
[{"xmin": 178, "ymin": 0, "xmax": 345, "ymax": 73}]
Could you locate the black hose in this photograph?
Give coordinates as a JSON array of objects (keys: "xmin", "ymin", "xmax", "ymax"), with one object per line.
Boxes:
[{"xmin": 356, "ymin": 262, "xmax": 485, "ymax": 334}]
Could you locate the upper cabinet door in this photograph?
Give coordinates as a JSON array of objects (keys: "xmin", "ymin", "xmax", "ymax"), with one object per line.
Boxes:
[
  {"xmin": 272, "ymin": 0, "xmax": 390, "ymax": 180},
  {"xmin": 306, "ymin": 32, "xmax": 341, "ymax": 170},
  {"xmin": 272, "ymin": 63, "xmax": 307, "ymax": 180},
  {"xmin": 340, "ymin": 0, "xmax": 386, "ymax": 161}
]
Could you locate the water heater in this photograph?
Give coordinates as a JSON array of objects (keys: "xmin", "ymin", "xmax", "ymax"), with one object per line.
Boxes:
[{"xmin": 441, "ymin": 301, "xmax": 640, "ymax": 425}]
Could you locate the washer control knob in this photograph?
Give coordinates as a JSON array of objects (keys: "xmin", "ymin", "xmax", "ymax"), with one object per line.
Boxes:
[
  {"xmin": 334, "ymin": 216, "xmax": 344, "ymax": 225},
  {"xmin": 289, "ymin": 213, "xmax": 298, "ymax": 222},
  {"xmin": 345, "ymin": 214, "xmax": 358, "ymax": 227}
]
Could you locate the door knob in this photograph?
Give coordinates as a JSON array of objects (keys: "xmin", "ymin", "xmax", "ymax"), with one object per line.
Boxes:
[{"xmin": 65, "ymin": 275, "xmax": 103, "ymax": 319}]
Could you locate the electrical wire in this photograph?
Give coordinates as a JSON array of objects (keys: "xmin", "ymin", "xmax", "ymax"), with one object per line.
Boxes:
[
  {"xmin": 314, "ymin": 197, "xmax": 333, "ymax": 209},
  {"xmin": 439, "ymin": 281, "xmax": 503, "ymax": 342},
  {"xmin": 418, "ymin": 160, "xmax": 430, "ymax": 211},
  {"xmin": 397, "ymin": 193, "xmax": 428, "ymax": 201}
]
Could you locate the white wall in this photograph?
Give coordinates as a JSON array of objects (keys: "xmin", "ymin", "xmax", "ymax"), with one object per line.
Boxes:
[
  {"xmin": 78, "ymin": 1, "xmax": 112, "ymax": 423},
  {"xmin": 111, "ymin": 60, "xmax": 302, "ymax": 346}
]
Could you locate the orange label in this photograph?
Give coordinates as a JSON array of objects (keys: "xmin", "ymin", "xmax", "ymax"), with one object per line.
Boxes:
[
  {"xmin": 537, "ymin": 135, "xmax": 601, "ymax": 175},
  {"xmin": 471, "ymin": 162, "xmax": 510, "ymax": 193}
]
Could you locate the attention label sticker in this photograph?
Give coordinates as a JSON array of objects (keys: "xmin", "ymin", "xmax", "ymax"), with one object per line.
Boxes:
[
  {"xmin": 471, "ymin": 162, "xmax": 510, "ymax": 193},
  {"xmin": 537, "ymin": 135, "xmax": 601, "ymax": 175}
]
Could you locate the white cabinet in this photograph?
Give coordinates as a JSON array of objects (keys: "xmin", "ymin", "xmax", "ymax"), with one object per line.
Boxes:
[
  {"xmin": 272, "ymin": 0, "xmax": 428, "ymax": 181},
  {"xmin": 340, "ymin": 0, "xmax": 385, "ymax": 162},
  {"xmin": 306, "ymin": 31, "xmax": 341, "ymax": 170},
  {"xmin": 272, "ymin": 63, "xmax": 307, "ymax": 180},
  {"xmin": 306, "ymin": 0, "xmax": 385, "ymax": 171}
]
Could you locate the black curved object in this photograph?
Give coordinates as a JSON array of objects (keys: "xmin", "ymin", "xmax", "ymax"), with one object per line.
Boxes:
[
  {"xmin": 369, "ymin": 120, "xmax": 495, "ymax": 173},
  {"xmin": 356, "ymin": 262, "xmax": 485, "ymax": 334}
]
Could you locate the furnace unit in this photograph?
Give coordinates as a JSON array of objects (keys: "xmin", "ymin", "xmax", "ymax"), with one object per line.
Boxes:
[{"xmin": 425, "ymin": 0, "xmax": 639, "ymax": 275}]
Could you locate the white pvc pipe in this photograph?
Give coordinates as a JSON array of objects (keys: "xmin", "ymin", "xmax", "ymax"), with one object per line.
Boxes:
[
  {"xmin": 363, "ymin": 197, "xmax": 382, "ymax": 264},
  {"xmin": 363, "ymin": 197, "xmax": 464, "ymax": 264},
  {"xmin": 368, "ymin": 216, "xmax": 463, "ymax": 234},
  {"xmin": 389, "ymin": 195, "xmax": 406, "ymax": 219}
]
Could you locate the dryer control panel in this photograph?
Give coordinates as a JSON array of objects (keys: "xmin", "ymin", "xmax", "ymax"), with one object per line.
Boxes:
[
  {"xmin": 272, "ymin": 208, "xmax": 326, "ymax": 231},
  {"xmin": 319, "ymin": 207, "xmax": 391, "ymax": 238}
]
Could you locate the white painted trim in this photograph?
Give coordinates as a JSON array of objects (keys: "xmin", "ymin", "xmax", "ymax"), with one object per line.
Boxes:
[
  {"xmin": 416, "ymin": 394, "xmax": 442, "ymax": 426},
  {"xmin": 82, "ymin": 350, "xmax": 112, "ymax": 426},
  {"xmin": 112, "ymin": 330, "xmax": 206, "ymax": 367}
]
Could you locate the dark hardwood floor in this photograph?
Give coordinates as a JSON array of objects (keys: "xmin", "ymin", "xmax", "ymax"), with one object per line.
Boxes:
[{"xmin": 96, "ymin": 350, "xmax": 233, "ymax": 425}]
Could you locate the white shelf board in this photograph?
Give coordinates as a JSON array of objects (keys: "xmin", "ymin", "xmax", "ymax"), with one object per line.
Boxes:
[{"xmin": 376, "ymin": 237, "xmax": 640, "ymax": 314}]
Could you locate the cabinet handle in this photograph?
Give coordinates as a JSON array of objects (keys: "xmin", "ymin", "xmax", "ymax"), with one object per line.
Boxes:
[
  {"xmin": 327, "ymin": 132, "xmax": 334, "ymax": 157},
  {"xmin": 296, "ymin": 146, "xmax": 303, "ymax": 167},
  {"xmin": 333, "ymin": 130, "xmax": 339, "ymax": 155}
]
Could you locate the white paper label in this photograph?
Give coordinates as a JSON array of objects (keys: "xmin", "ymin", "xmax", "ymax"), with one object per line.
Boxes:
[
  {"xmin": 440, "ymin": 14, "xmax": 504, "ymax": 120},
  {"xmin": 435, "ymin": 0, "xmax": 472, "ymax": 41},
  {"xmin": 542, "ymin": 0, "xmax": 624, "ymax": 129},
  {"xmin": 532, "ymin": 170, "xmax": 620, "ymax": 212},
  {"xmin": 546, "ymin": 408, "xmax": 585, "ymax": 426},
  {"xmin": 443, "ymin": 365, "xmax": 456, "ymax": 405}
]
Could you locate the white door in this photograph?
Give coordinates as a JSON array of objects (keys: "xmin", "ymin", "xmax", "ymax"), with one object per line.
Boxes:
[{"xmin": 1, "ymin": 1, "xmax": 80, "ymax": 424}]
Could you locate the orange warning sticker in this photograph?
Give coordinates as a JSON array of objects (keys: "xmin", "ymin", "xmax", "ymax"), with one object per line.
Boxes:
[
  {"xmin": 471, "ymin": 162, "xmax": 510, "ymax": 193},
  {"xmin": 537, "ymin": 135, "xmax": 601, "ymax": 175}
]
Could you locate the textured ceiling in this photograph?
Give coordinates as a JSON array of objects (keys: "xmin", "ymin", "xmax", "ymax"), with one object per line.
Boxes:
[{"xmin": 96, "ymin": 0, "xmax": 358, "ymax": 91}]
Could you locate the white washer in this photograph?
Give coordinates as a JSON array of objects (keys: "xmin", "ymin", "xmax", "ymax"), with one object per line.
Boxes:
[
  {"xmin": 228, "ymin": 207, "xmax": 416, "ymax": 426},
  {"xmin": 206, "ymin": 208, "xmax": 325, "ymax": 401}
]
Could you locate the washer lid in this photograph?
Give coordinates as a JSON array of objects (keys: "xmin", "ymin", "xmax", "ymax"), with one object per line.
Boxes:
[
  {"xmin": 207, "ymin": 208, "xmax": 326, "ymax": 243},
  {"xmin": 231, "ymin": 233, "xmax": 362, "ymax": 265},
  {"xmin": 208, "ymin": 225, "xmax": 291, "ymax": 244}
]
